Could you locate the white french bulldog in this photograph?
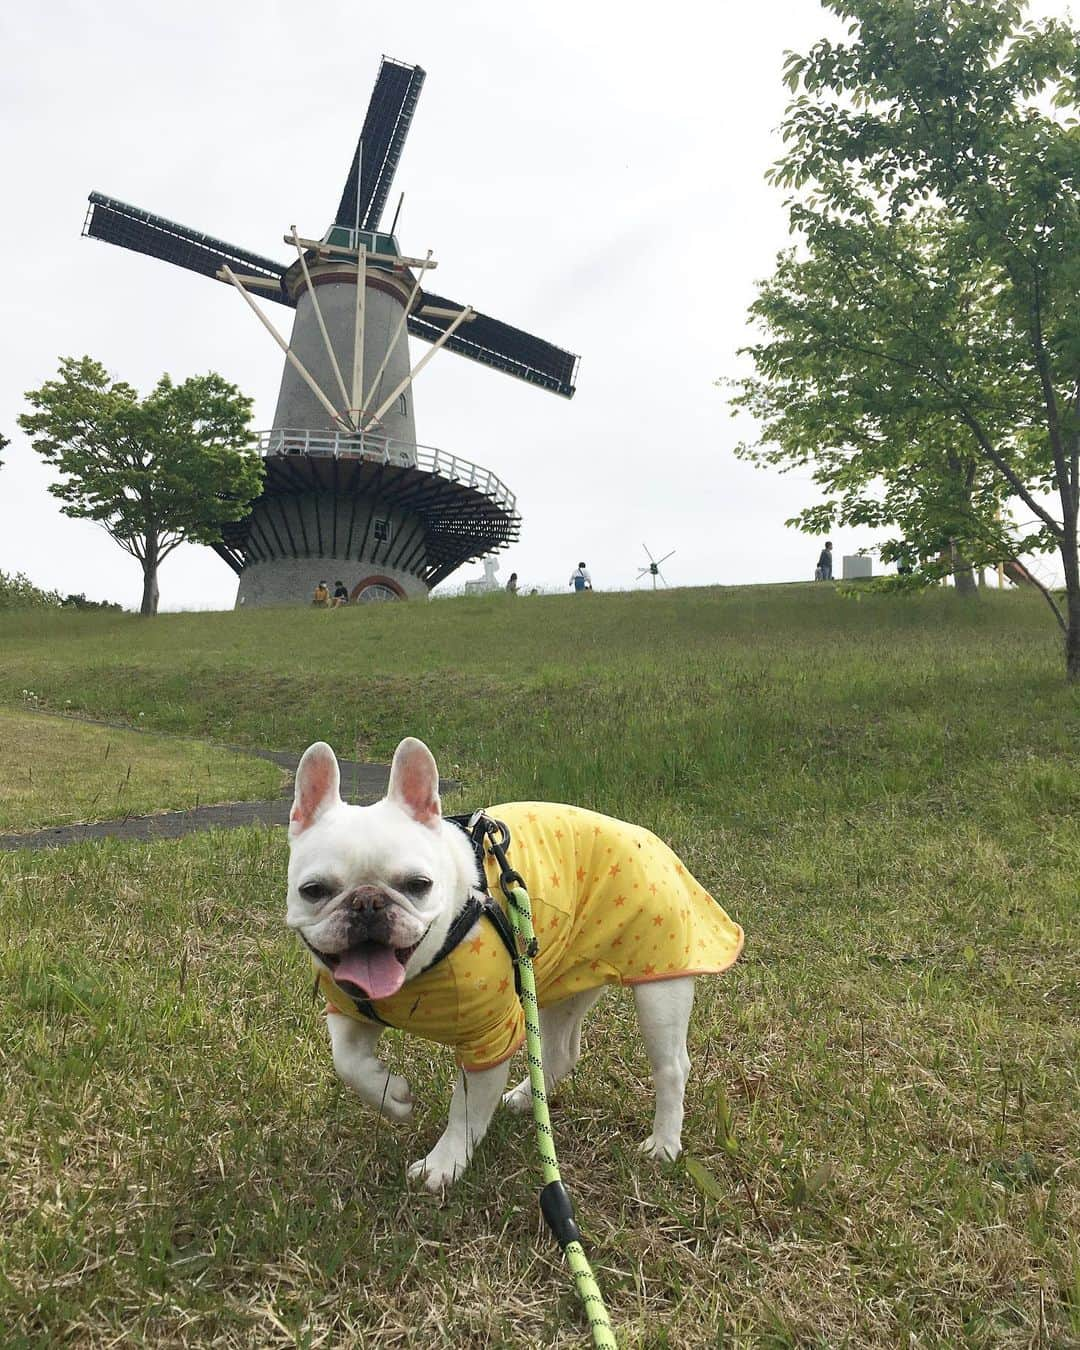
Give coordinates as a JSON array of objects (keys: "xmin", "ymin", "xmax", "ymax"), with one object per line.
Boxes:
[{"xmin": 286, "ymin": 736, "xmax": 743, "ymax": 1191}]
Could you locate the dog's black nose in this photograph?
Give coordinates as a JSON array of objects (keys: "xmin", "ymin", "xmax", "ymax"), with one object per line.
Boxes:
[
  {"xmin": 348, "ymin": 885, "xmax": 389, "ymax": 913},
  {"xmin": 346, "ymin": 885, "xmax": 393, "ymax": 945}
]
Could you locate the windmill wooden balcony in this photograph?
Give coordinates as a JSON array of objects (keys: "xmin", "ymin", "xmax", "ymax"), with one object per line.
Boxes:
[{"xmin": 213, "ymin": 430, "xmax": 520, "ymax": 589}]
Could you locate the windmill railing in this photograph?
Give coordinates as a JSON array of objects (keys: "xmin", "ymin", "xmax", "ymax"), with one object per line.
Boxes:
[{"xmin": 254, "ymin": 428, "xmax": 517, "ymax": 514}]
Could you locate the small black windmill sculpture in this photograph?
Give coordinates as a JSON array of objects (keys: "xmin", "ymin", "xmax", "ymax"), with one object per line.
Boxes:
[
  {"xmin": 636, "ymin": 543, "xmax": 675, "ymax": 590},
  {"xmin": 83, "ymin": 57, "xmax": 579, "ymax": 605}
]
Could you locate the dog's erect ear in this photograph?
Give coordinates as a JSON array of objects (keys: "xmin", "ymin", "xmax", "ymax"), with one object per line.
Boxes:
[
  {"xmin": 387, "ymin": 737, "xmax": 441, "ymax": 828},
  {"xmin": 290, "ymin": 742, "xmax": 342, "ymax": 837}
]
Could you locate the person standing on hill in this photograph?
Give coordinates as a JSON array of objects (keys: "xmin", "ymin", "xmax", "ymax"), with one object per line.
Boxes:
[
  {"xmin": 569, "ymin": 562, "xmax": 593, "ymax": 593},
  {"xmin": 815, "ymin": 542, "xmax": 833, "ymax": 581},
  {"xmin": 506, "ymin": 572, "xmax": 519, "ymax": 595}
]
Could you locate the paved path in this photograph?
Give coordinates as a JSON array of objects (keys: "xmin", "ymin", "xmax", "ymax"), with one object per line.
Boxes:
[{"xmin": 0, "ymin": 729, "xmax": 409, "ymax": 852}]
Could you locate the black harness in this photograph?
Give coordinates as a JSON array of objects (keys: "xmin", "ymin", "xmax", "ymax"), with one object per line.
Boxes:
[{"xmin": 330, "ymin": 812, "xmax": 520, "ymax": 1027}]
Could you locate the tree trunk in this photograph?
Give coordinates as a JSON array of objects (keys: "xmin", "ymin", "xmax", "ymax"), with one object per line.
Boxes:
[
  {"xmin": 1067, "ymin": 588, "xmax": 1080, "ymax": 683},
  {"xmin": 949, "ymin": 539, "xmax": 978, "ymax": 596},
  {"xmin": 140, "ymin": 533, "xmax": 160, "ymax": 616},
  {"xmin": 1061, "ymin": 526, "xmax": 1080, "ymax": 683},
  {"xmin": 1058, "ymin": 444, "xmax": 1080, "ymax": 682}
]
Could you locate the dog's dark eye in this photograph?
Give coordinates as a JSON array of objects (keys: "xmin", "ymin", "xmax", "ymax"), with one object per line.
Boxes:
[
  {"xmin": 401, "ymin": 875, "xmax": 432, "ymax": 897},
  {"xmin": 300, "ymin": 880, "xmax": 335, "ymax": 902}
]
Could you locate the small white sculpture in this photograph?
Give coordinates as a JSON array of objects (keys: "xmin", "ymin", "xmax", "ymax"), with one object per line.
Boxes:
[{"xmin": 464, "ymin": 557, "xmax": 501, "ymax": 595}]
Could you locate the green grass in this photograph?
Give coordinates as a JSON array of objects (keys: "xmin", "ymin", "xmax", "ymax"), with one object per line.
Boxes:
[
  {"xmin": 1, "ymin": 585, "xmax": 1078, "ymax": 1347},
  {"xmin": 0, "ymin": 709, "xmax": 283, "ymax": 831}
]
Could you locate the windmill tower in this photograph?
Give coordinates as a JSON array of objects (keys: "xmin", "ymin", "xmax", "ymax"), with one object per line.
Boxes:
[{"xmin": 82, "ymin": 58, "xmax": 579, "ymax": 606}]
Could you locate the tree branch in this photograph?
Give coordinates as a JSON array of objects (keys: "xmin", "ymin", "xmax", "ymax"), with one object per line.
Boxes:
[
  {"xmin": 952, "ymin": 404, "xmax": 1063, "ymax": 536},
  {"xmin": 1022, "ymin": 565, "xmax": 1067, "ymax": 633},
  {"xmin": 1024, "ymin": 270, "xmax": 1073, "ymax": 511}
]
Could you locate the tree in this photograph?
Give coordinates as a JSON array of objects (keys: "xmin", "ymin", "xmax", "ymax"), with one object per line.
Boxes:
[
  {"xmin": 0, "ymin": 430, "xmax": 8, "ymax": 467},
  {"xmin": 732, "ymin": 0, "xmax": 1080, "ymax": 677},
  {"xmin": 19, "ymin": 357, "xmax": 263, "ymax": 615},
  {"xmin": 730, "ymin": 211, "xmax": 1039, "ymax": 596}
]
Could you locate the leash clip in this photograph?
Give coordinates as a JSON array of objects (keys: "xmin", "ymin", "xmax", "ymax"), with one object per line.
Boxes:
[{"xmin": 470, "ymin": 811, "xmax": 529, "ymax": 906}]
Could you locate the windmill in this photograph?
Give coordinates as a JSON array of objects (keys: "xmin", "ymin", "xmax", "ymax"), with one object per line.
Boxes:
[
  {"xmin": 82, "ymin": 57, "xmax": 579, "ymax": 606},
  {"xmin": 636, "ymin": 544, "xmax": 675, "ymax": 590}
]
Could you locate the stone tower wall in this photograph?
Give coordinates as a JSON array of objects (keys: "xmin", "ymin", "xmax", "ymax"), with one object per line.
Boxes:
[
  {"xmin": 272, "ymin": 273, "xmax": 417, "ymax": 448},
  {"xmin": 236, "ymin": 556, "xmax": 427, "ymax": 608}
]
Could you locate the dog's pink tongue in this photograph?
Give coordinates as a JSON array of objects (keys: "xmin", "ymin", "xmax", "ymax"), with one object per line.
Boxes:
[{"xmin": 334, "ymin": 946, "xmax": 406, "ymax": 1000}]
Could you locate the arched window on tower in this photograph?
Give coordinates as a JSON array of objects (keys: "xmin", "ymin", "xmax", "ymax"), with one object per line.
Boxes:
[{"xmin": 398, "ymin": 393, "xmax": 407, "ymax": 416}]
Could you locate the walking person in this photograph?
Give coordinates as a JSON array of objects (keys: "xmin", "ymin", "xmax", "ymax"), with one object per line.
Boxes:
[
  {"xmin": 815, "ymin": 542, "xmax": 833, "ymax": 582},
  {"xmin": 569, "ymin": 561, "xmax": 593, "ymax": 593}
]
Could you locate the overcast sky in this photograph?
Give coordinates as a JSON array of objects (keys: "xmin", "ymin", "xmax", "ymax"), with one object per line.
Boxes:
[{"xmin": 0, "ymin": 0, "xmax": 1070, "ymax": 608}]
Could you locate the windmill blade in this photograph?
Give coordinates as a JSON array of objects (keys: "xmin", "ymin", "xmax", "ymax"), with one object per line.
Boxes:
[
  {"xmin": 655, "ymin": 550, "xmax": 676, "ymax": 565},
  {"xmin": 409, "ymin": 292, "xmax": 579, "ymax": 398},
  {"xmin": 83, "ymin": 193, "xmax": 294, "ymax": 305},
  {"xmin": 336, "ymin": 58, "xmax": 426, "ymax": 232}
]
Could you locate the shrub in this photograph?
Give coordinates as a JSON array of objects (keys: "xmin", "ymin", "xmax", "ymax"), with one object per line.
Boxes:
[
  {"xmin": 0, "ymin": 570, "xmax": 62, "ymax": 610},
  {"xmin": 61, "ymin": 592, "xmax": 123, "ymax": 612}
]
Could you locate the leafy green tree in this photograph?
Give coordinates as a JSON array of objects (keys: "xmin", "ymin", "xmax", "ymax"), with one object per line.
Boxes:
[
  {"xmin": 733, "ymin": 0, "xmax": 1080, "ymax": 677},
  {"xmin": 0, "ymin": 431, "xmax": 8, "ymax": 467},
  {"xmin": 730, "ymin": 212, "xmax": 1036, "ymax": 596},
  {"xmin": 19, "ymin": 357, "xmax": 263, "ymax": 616}
]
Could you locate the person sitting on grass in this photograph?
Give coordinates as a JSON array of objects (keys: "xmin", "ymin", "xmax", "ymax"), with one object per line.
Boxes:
[
  {"xmin": 332, "ymin": 581, "xmax": 349, "ymax": 608},
  {"xmin": 313, "ymin": 581, "xmax": 330, "ymax": 608}
]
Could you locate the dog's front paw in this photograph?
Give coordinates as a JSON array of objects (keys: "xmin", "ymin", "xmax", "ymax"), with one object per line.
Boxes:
[
  {"xmin": 639, "ymin": 1134, "xmax": 681, "ymax": 1162},
  {"xmin": 377, "ymin": 1073, "xmax": 414, "ymax": 1120},
  {"xmin": 407, "ymin": 1148, "xmax": 467, "ymax": 1192}
]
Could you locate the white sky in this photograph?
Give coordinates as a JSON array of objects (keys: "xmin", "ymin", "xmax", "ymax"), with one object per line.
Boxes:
[{"xmin": 0, "ymin": 0, "xmax": 1070, "ymax": 608}]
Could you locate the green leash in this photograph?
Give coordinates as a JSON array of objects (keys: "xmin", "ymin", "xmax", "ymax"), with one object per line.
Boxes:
[{"xmin": 481, "ymin": 821, "xmax": 618, "ymax": 1349}]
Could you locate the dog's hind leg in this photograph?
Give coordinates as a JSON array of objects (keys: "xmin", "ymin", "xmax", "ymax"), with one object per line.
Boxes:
[
  {"xmin": 503, "ymin": 987, "xmax": 606, "ymax": 1115},
  {"xmin": 632, "ymin": 976, "xmax": 694, "ymax": 1161}
]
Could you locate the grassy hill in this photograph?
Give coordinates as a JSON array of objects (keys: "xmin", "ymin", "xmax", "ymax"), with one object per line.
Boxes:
[
  {"xmin": 0, "ymin": 709, "xmax": 281, "ymax": 831},
  {"xmin": 1, "ymin": 584, "xmax": 1077, "ymax": 1346}
]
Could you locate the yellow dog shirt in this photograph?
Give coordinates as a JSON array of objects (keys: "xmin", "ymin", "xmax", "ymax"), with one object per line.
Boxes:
[{"xmin": 321, "ymin": 802, "xmax": 744, "ymax": 1071}]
